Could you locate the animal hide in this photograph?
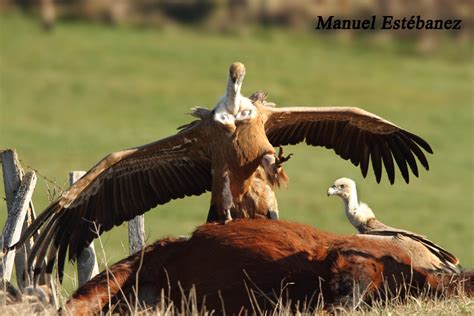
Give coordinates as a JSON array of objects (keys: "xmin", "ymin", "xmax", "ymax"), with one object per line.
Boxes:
[{"xmin": 63, "ymin": 220, "xmax": 472, "ymax": 315}]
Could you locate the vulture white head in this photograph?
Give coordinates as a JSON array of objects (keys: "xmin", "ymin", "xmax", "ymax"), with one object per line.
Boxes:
[
  {"xmin": 327, "ymin": 177, "xmax": 376, "ymax": 230},
  {"xmin": 213, "ymin": 62, "xmax": 257, "ymax": 129},
  {"xmin": 327, "ymin": 177, "xmax": 357, "ymax": 200},
  {"xmin": 229, "ymin": 62, "xmax": 246, "ymax": 95},
  {"xmin": 221, "ymin": 61, "xmax": 246, "ymax": 116}
]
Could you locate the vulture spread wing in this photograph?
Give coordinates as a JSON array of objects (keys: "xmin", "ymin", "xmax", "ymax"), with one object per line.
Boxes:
[
  {"xmin": 18, "ymin": 118, "xmax": 212, "ymax": 281},
  {"xmin": 264, "ymin": 107, "xmax": 433, "ymax": 184}
]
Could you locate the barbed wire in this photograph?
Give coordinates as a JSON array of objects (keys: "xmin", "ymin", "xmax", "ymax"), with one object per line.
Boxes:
[{"xmin": 18, "ymin": 159, "xmax": 66, "ymax": 194}]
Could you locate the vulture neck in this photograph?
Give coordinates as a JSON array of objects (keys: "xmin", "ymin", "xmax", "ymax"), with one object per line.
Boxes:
[
  {"xmin": 342, "ymin": 189, "xmax": 359, "ymax": 215},
  {"xmin": 341, "ymin": 189, "xmax": 375, "ymax": 232},
  {"xmin": 225, "ymin": 78, "xmax": 241, "ymax": 115}
]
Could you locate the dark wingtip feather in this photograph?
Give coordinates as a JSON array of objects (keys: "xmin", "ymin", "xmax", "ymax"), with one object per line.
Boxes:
[
  {"xmin": 394, "ymin": 135, "xmax": 419, "ymax": 178},
  {"xmin": 359, "ymin": 133, "xmax": 371, "ymax": 179},
  {"xmin": 15, "ymin": 203, "xmax": 57, "ymax": 249},
  {"xmin": 399, "ymin": 133, "xmax": 430, "ymax": 171},
  {"xmin": 389, "ymin": 177, "xmax": 395, "ymax": 185},
  {"xmin": 418, "ymin": 156, "xmax": 430, "ymax": 171},
  {"xmin": 379, "ymin": 140, "xmax": 395, "ymax": 185},
  {"xmin": 405, "ymin": 131, "xmax": 434, "ymax": 154},
  {"xmin": 388, "ymin": 138, "xmax": 410, "ymax": 183},
  {"xmin": 386, "ymin": 169, "xmax": 395, "ymax": 184},
  {"xmin": 360, "ymin": 158, "xmax": 369, "ymax": 178},
  {"xmin": 370, "ymin": 145, "xmax": 383, "ymax": 184}
]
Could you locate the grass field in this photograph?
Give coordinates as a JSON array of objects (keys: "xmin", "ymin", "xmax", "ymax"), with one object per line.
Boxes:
[{"xmin": 1, "ymin": 12, "xmax": 473, "ymax": 297}]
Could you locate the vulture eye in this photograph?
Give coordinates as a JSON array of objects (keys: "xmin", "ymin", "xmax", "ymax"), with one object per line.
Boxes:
[
  {"xmin": 339, "ymin": 184, "xmax": 345, "ymax": 189},
  {"xmin": 236, "ymin": 109, "xmax": 253, "ymax": 121},
  {"xmin": 241, "ymin": 110, "xmax": 251, "ymax": 116}
]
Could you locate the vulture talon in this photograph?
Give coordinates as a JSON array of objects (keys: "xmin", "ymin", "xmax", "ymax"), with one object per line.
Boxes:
[
  {"xmin": 266, "ymin": 210, "xmax": 279, "ymax": 220},
  {"xmin": 224, "ymin": 209, "xmax": 233, "ymax": 224},
  {"xmin": 219, "ymin": 210, "xmax": 233, "ymax": 225},
  {"xmin": 276, "ymin": 146, "xmax": 293, "ymax": 167}
]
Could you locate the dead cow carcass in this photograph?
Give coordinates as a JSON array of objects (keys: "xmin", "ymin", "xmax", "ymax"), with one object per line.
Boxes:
[{"xmin": 63, "ymin": 219, "xmax": 472, "ymax": 314}]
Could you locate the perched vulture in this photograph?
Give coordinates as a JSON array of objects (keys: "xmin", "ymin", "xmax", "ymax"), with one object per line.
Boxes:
[
  {"xmin": 327, "ymin": 177, "xmax": 460, "ymax": 273},
  {"xmin": 16, "ymin": 62, "xmax": 433, "ymax": 282},
  {"xmin": 62, "ymin": 220, "xmax": 472, "ymax": 314}
]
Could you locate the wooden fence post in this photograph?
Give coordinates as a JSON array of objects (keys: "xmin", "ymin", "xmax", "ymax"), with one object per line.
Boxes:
[
  {"xmin": 1, "ymin": 149, "xmax": 37, "ymax": 288},
  {"xmin": 69, "ymin": 171, "xmax": 99, "ymax": 286},
  {"xmin": 1, "ymin": 171, "xmax": 36, "ymax": 282},
  {"xmin": 128, "ymin": 215, "xmax": 145, "ymax": 255}
]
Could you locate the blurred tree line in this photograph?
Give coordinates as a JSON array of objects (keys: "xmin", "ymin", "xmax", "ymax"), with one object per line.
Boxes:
[{"xmin": 0, "ymin": 0, "xmax": 472, "ymax": 53}]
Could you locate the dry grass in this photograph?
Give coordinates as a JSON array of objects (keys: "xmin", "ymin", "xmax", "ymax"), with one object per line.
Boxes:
[{"xmin": 1, "ymin": 284, "xmax": 473, "ymax": 315}]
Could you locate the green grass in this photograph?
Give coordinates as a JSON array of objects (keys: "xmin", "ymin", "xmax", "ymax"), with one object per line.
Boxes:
[{"xmin": 1, "ymin": 13, "xmax": 473, "ymax": 294}]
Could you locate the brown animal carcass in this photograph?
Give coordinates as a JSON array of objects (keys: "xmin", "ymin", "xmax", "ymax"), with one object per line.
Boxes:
[{"xmin": 63, "ymin": 220, "xmax": 472, "ymax": 315}]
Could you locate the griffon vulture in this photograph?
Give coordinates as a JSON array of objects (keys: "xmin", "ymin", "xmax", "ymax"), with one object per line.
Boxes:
[
  {"xmin": 16, "ymin": 62, "xmax": 433, "ymax": 281},
  {"xmin": 327, "ymin": 177, "xmax": 459, "ymax": 273}
]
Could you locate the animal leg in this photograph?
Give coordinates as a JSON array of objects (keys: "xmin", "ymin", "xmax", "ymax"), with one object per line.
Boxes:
[
  {"xmin": 206, "ymin": 205, "xmax": 218, "ymax": 223},
  {"xmin": 264, "ymin": 183, "xmax": 279, "ymax": 220},
  {"xmin": 221, "ymin": 172, "xmax": 234, "ymax": 224},
  {"xmin": 266, "ymin": 210, "xmax": 279, "ymax": 220}
]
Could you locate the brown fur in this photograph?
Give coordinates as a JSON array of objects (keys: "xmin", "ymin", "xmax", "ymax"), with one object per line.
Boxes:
[{"xmin": 63, "ymin": 220, "xmax": 471, "ymax": 315}]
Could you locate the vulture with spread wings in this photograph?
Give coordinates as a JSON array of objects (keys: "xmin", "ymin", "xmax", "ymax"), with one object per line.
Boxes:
[{"xmin": 16, "ymin": 62, "xmax": 433, "ymax": 281}]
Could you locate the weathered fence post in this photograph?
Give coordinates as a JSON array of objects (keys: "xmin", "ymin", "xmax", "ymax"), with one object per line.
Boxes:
[
  {"xmin": 1, "ymin": 149, "xmax": 58, "ymax": 308},
  {"xmin": 128, "ymin": 215, "xmax": 145, "ymax": 255},
  {"xmin": 1, "ymin": 149, "xmax": 37, "ymax": 288},
  {"xmin": 0, "ymin": 171, "xmax": 36, "ymax": 282},
  {"xmin": 69, "ymin": 171, "xmax": 99, "ymax": 286}
]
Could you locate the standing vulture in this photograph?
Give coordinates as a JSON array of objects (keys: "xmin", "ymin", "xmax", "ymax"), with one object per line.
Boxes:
[
  {"xmin": 327, "ymin": 177, "xmax": 459, "ymax": 273},
  {"xmin": 15, "ymin": 62, "xmax": 433, "ymax": 281}
]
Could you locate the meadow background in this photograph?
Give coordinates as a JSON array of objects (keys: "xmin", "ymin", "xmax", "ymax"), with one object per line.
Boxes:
[{"xmin": 1, "ymin": 5, "xmax": 473, "ymax": 296}]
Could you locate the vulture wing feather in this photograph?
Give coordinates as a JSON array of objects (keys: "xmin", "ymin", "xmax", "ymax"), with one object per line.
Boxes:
[
  {"xmin": 368, "ymin": 227, "xmax": 459, "ymax": 267},
  {"xmin": 265, "ymin": 106, "xmax": 432, "ymax": 184},
  {"xmin": 16, "ymin": 118, "xmax": 212, "ymax": 281}
]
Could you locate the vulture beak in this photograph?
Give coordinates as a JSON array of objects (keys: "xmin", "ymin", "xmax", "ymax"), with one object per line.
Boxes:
[{"xmin": 327, "ymin": 185, "xmax": 337, "ymax": 197}]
